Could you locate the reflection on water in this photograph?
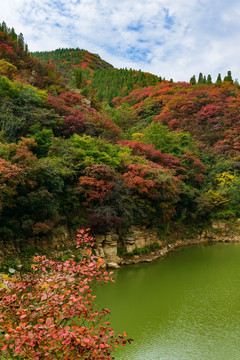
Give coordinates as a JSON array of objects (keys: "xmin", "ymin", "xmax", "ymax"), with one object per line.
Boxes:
[{"xmin": 94, "ymin": 243, "xmax": 240, "ymax": 360}]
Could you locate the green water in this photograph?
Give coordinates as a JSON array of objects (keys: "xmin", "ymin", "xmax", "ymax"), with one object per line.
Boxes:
[{"xmin": 94, "ymin": 243, "xmax": 240, "ymax": 359}]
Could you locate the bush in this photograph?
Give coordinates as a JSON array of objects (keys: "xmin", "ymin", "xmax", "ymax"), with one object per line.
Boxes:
[{"xmin": 0, "ymin": 229, "xmax": 132, "ymax": 359}]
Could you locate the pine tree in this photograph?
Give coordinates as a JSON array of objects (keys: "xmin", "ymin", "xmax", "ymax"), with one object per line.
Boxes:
[
  {"xmin": 216, "ymin": 73, "xmax": 222, "ymax": 84},
  {"xmin": 1, "ymin": 21, "xmax": 8, "ymax": 33},
  {"xmin": 75, "ymin": 68, "xmax": 83, "ymax": 89},
  {"xmin": 207, "ymin": 75, "xmax": 212, "ymax": 84},
  {"xmin": 224, "ymin": 70, "xmax": 233, "ymax": 83},
  {"xmin": 17, "ymin": 33, "xmax": 24, "ymax": 49},
  {"xmin": 198, "ymin": 73, "xmax": 204, "ymax": 84},
  {"xmin": 190, "ymin": 75, "xmax": 196, "ymax": 85}
]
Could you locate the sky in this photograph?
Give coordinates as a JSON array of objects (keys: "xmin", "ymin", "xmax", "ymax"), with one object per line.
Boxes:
[{"xmin": 1, "ymin": 0, "xmax": 240, "ymax": 82}]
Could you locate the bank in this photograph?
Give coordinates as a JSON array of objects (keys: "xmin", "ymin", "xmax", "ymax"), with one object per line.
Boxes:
[{"xmin": 1, "ymin": 219, "xmax": 240, "ymax": 272}]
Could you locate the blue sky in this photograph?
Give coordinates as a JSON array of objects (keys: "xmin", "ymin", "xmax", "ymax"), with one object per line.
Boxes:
[{"xmin": 1, "ymin": 0, "xmax": 240, "ymax": 82}]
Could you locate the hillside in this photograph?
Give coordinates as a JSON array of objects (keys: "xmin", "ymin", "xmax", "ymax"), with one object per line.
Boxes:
[
  {"xmin": 32, "ymin": 48, "xmax": 161, "ymax": 102},
  {"xmin": 0, "ymin": 21, "xmax": 240, "ymax": 250}
]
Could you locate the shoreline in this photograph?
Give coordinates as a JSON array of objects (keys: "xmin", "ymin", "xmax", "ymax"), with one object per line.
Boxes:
[{"xmin": 120, "ymin": 234, "xmax": 240, "ymax": 266}]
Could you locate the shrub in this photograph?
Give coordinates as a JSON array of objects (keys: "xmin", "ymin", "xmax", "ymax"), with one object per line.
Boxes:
[{"xmin": 0, "ymin": 229, "xmax": 132, "ymax": 359}]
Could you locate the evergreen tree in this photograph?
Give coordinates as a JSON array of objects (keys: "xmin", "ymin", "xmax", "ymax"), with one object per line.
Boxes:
[
  {"xmin": 207, "ymin": 74, "xmax": 212, "ymax": 84},
  {"xmin": 1, "ymin": 21, "xmax": 8, "ymax": 33},
  {"xmin": 75, "ymin": 68, "xmax": 83, "ymax": 89},
  {"xmin": 9, "ymin": 27, "xmax": 17, "ymax": 41},
  {"xmin": 224, "ymin": 70, "xmax": 233, "ymax": 83},
  {"xmin": 198, "ymin": 73, "xmax": 204, "ymax": 84},
  {"xmin": 190, "ymin": 75, "xmax": 196, "ymax": 85},
  {"xmin": 216, "ymin": 73, "xmax": 222, "ymax": 84},
  {"xmin": 17, "ymin": 33, "xmax": 24, "ymax": 49},
  {"xmin": 203, "ymin": 76, "xmax": 207, "ymax": 84}
]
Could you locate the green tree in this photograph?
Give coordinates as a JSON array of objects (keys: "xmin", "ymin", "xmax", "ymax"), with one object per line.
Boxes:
[
  {"xmin": 216, "ymin": 73, "xmax": 222, "ymax": 84},
  {"xmin": 198, "ymin": 73, "xmax": 204, "ymax": 84},
  {"xmin": 224, "ymin": 70, "xmax": 233, "ymax": 83},
  {"xmin": 190, "ymin": 75, "xmax": 196, "ymax": 85},
  {"xmin": 75, "ymin": 68, "xmax": 83, "ymax": 89},
  {"xmin": 207, "ymin": 74, "xmax": 212, "ymax": 84}
]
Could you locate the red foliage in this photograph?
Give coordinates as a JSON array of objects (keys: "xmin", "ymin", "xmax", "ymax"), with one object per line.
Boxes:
[
  {"xmin": 115, "ymin": 81, "xmax": 240, "ymax": 156},
  {"xmin": 64, "ymin": 110, "xmax": 86, "ymax": 136},
  {"xmin": 181, "ymin": 152, "xmax": 206, "ymax": 185},
  {"xmin": 46, "ymin": 94, "xmax": 71, "ymax": 116},
  {"xmin": 59, "ymin": 91, "xmax": 84, "ymax": 107},
  {"xmin": 122, "ymin": 163, "xmax": 178, "ymax": 200},
  {"xmin": 77, "ymin": 165, "xmax": 117, "ymax": 206},
  {"xmin": 119, "ymin": 140, "xmax": 182, "ymax": 171},
  {"xmin": 32, "ymin": 221, "xmax": 52, "ymax": 234},
  {"xmin": 86, "ymin": 110, "xmax": 122, "ymax": 141},
  {"xmin": 0, "ymin": 229, "xmax": 131, "ymax": 359}
]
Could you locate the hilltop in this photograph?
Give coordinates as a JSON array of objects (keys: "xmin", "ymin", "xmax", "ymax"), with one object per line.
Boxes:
[{"xmin": 32, "ymin": 48, "xmax": 161, "ymax": 103}]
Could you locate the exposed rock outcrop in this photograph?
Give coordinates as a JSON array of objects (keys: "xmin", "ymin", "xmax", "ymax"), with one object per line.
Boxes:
[{"xmin": 1, "ymin": 221, "xmax": 240, "ymax": 269}]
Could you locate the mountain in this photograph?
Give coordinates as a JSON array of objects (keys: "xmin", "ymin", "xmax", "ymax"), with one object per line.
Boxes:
[
  {"xmin": 32, "ymin": 48, "xmax": 161, "ymax": 103},
  {"xmin": 0, "ymin": 21, "xmax": 240, "ymax": 247}
]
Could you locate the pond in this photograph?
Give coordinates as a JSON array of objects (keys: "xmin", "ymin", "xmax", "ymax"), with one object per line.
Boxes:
[{"xmin": 94, "ymin": 243, "xmax": 240, "ymax": 359}]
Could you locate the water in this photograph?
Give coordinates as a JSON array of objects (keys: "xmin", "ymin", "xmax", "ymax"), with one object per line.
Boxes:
[{"xmin": 94, "ymin": 243, "xmax": 240, "ymax": 359}]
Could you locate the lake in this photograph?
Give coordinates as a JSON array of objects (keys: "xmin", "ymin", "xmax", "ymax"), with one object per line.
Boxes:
[{"xmin": 94, "ymin": 243, "xmax": 240, "ymax": 359}]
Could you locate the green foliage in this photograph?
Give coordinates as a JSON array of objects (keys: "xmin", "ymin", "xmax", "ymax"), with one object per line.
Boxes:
[
  {"xmin": 75, "ymin": 67, "xmax": 83, "ymax": 89},
  {"xmin": 125, "ymin": 242, "xmax": 161, "ymax": 256},
  {"xmin": 206, "ymin": 172, "xmax": 240, "ymax": 219},
  {"xmin": 112, "ymin": 103, "xmax": 139, "ymax": 131},
  {"xmin": 144, "ymin": 122, "xmax": 197, "ymax": 157},
  {"xmin": 1, "ymin": 24, "xmax": 240, "ymax": 245},
  {"xmin": 27, "ymin": 125, "xmax": 54, "ymax": 157}
]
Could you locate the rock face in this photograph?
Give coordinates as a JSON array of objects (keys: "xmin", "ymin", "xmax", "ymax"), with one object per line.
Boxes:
[
  {"xmin": 1, "ymin": 222, "xmax": 240, "ymax": 268},
  {"xmin": 123, "ymin": 225, "xmax": 163, "ymax": 253},
  {"xmin": 95, "ymin": 232, "xmax": 121, "ymax": 268}
]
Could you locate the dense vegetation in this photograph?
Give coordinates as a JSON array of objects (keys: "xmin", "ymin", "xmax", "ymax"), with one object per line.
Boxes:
[
  {"xmin": 32, "ymin": 48, "xmax": 161, "ymax": 103},
  {"xmin": 0, "ymin": 229, "xmax": 132, "ymax": 359},
  {"xmin": 1, "ymin": 19, "xmax": 240, "ymax": 359},
  {"xmin": 1, "ymin": 22, "xmax": 240, "ymax": 248}
]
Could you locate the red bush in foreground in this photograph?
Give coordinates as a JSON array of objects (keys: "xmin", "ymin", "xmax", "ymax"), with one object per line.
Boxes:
[{"xmin": 0, "ymin": 229, "xmax": 131, "ymax": 359}]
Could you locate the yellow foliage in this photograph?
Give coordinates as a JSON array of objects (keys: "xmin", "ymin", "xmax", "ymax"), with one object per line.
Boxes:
[
  {"xmin": 216, "ymin": 171, "xmax": 237, "ymax": 185},
  {"xmin": 131, "ymin": 132, "xmax": 144, "ymax": 141},
  {"xmin": 207, "ymin": 189, "xmax": 228, "ymax": 207}
]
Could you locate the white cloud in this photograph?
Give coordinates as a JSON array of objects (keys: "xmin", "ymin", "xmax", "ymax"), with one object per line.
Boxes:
[{"xmin": 0, "ymin": 0, "xmax": 240, "ymax": 81}]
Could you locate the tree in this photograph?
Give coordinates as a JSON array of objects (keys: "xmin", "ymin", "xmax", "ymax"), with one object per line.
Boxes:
[
  {"xmin": 224, "ymin": 70, "xmax": 233, "ymax": 83},
  {"xmin": 207, "ymin": 74, "xmax": 212, "ymax": 84},
  {"xmin": 75, "ymin": 68, "xmax": 83, "ymax": 89},
  {"xmin": 17, "ymin": 32, "xmax": 25, "ymax": 49},
  {"xmin": 0, "ymin": 229, "xmax": 131, "ymax": 359},
  {"xmin": 216, "ymin": 73, "xmax": 222, "ymax": 84},
  {"xmin": 190, "ymin": 75, "xmax": 196, "ymax": 85},
  {"xmin": 198, "ymin": 73, "xmax": 204, "ymax": 84}
]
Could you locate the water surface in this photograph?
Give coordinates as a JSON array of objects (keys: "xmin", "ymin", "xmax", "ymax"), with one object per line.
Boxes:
[{"xmin": 94, "ymin": 243, "xmax": 240, "ymax": 359}]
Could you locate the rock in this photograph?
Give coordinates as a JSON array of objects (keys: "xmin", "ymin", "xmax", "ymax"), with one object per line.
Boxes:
[
  {"xmin": 8, "ymin": 268, "xmax": 16, "ymax": 274},
  {"xmin": 107, "ymin": 262, "xmax": 120, "ymax": 269},
  {"xmin": 135, "ymin": 238, "xmax": 146, "ymax": 248},
  {"xmin": 95, "ymin": 235, "xmax": 105, "ymax": 244},
  {"xmin": 105, "ymin": 234, "xmax": 112, "ymax": 243},
  {"xmin": 125, "ymin": 244, "xmax": 136, "ymax": 253}
]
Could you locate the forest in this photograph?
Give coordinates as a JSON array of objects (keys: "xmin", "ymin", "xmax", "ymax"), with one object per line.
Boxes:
[
  {"xmin": 1, "ymin": 20, "xmax": 240, "ymax": 359},
  {"xmin": 0, "ymin": 22, "xmax": 240, "ymax": 246}
]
